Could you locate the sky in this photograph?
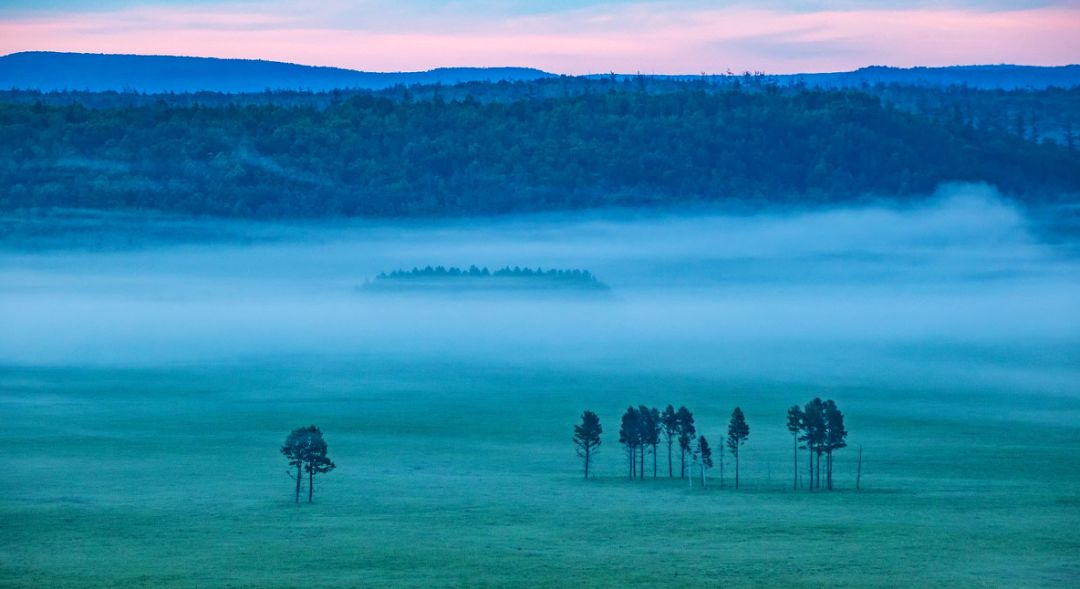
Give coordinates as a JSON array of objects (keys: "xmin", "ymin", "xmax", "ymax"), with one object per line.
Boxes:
[{"xmin": 0, "ymin": 1, "xmax": 1078, "ymax": 74}]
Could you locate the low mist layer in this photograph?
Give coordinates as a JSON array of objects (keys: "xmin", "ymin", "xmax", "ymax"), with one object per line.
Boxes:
[{"xmin": 2, "ymin": 186, "xmax": 1077, "ymax": 396}]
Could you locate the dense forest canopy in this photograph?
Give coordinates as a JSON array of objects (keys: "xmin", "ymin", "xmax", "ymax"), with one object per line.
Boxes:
[{"xmin": 1, "ymin": 80, "xmax": 1077, "ymax": 218}]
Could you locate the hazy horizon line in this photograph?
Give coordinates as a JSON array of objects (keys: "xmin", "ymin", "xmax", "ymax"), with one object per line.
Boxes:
[{"xmin": 4, "ymin": 50, "xmax": 1079, "ymax": 78}]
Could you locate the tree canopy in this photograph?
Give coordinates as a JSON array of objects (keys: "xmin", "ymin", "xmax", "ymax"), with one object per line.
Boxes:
[{"xmin": 2, "ymin": 83, "xmax": 1076, "ymax": 218}]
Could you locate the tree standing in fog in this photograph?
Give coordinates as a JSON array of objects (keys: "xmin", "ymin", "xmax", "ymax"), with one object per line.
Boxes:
[
  {"xmin": 726, "ymin": 407, "xmax": 750, "ymax": 489},
  {"xmin": 676, "ymin": 406, "xmax": 696, "ymax": 479},
  {"xmin": 823, "ymin": 400, "xmax": 848, "ymax": 490},
  {"xmin": 282, "ymin": 425, "xmax": 335, "ymax": 504},
  {"xmin": 302, "ymin": 426, "xmax": 335, "ymax": 503},
  {"xmin": 697, "ymin": 435, "xmax": 713, "ymax": 487},
  {"xmin": 800, "ymin": 398, "xmax": 826, "ymax": 490},
  {"xmin": 573, "ymin": 410, "xmax": 603, "ymax": 480},
  {"xmin": 282, "ymin": 427, "xmax": 309, "ymax": 504},
  {"xmin": 660, "ymin": 405, "xmax": 678, "ymax": 477},
  {"xmin": 786, "ymin": 405, "xmax": 803, "ymax": 490},
  {"xmin": 640, "ymin": 406, "xmax": 661, "ymax": 478},
  {"xmin": 619, "ymin": 406, "xmax": 640, "ymax": 480}
]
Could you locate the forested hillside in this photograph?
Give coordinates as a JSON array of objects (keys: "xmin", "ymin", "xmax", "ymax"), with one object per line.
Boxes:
[{"xmin": 1, "ymin": 84, "xmax": 1077, "ymax": 217}]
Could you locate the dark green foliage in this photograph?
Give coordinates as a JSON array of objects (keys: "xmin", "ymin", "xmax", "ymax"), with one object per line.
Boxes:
[
  {"xmin": 794, "ymin": 398, "xmax": 848, "ymax": 491},
  {"xmin": 618, "ymin": 406, "xmax": 641, "ymax": 481},
  {"xmin": 696, "ymin": 435, "xmax": 713, "ymax": 488},
  {"xmin": 823, "ymin": 400, "xmax": 848, "ymax": 491},
  {"xmin": 638, "ymin": 406, "xmax": 661, "ymax": 479},
  {"xmin": 675, "ymin": 406, "xmax": 696, "ymax": 479},
  {"xmin": 726, "ymin": 407, "xmax": 750, "ymax": 489},
  {"xmin": 573, "ymin": 410, "xmax": 602, "ymax": 480},
  {"xmin": 698, "ymin": 436, "xmax": 713, "ymax": 469},
  {"xmin": 786, "ymin": 405, "xmax": 803, "ymax": 491},
  {"xmin": 2, "ymin": 83, "xmax": 1076, "ymax": 218},
  {"xmin": 800, "ymin": 398, "xmax": 826, "ymax": 491},
  {"xmin": 368, "ymin": 266, "xmax": 608, "ymax": 290},
  {"xmin": 660, "ymin": 405, "xmax": 678, "ymax": 478},
  {"xmin": 281, "ymin": 425, "xmax": 335, "ymax": 504}
]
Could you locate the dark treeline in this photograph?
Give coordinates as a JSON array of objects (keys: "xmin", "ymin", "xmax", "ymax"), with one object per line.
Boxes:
[
  {"xmin": 4, "ymin": 74, "xmax": 1078, "ymax": 148},
  {"xmin": 576, "ymin": 398, "xmax": 849, "ymax": 491},
  {"xmin": 374, "ymin": 265, "xmax": 604, "ymax": 285},
  {"xmin": 2, "ymin": 82, "xmax": 1077, "ymax": 218}
]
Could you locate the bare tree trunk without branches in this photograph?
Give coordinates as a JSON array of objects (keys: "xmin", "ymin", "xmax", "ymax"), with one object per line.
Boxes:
[
  {"xmin": 857, "ymin": 445, "xmax": 863, "ymax": 491},
  {"xmin": 793, "ymin": 436, "xmax": 798, "ymax": 491}
]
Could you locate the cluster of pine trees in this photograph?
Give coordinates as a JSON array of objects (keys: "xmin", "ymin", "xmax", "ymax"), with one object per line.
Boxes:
[
  {"xmin": 574, "ymin": 399, "xmax": 849, "ymax": 491},
  {"xmin": 786, "ymin": 398, "xmax": 849, "ymax": 491},
  {"xmin": 375, "ymin": 265, "xmax": 602, "ymax": 284}
]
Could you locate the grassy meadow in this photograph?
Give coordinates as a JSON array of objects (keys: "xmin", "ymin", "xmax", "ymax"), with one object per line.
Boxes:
[
  {"xmin": 2, "ymin": 196, "xmax": 1078, "ymax": 587},
  {"xmin": 2, "ymin": 350, "xmax": 1078, "ymax": 588}
]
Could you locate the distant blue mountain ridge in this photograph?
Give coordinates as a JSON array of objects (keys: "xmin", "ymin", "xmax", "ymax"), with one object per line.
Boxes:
[
  {"xmin": 0, "ymin": 52, "xmax": 554, "ymax": 93},
  {"xmin": 1, "ymin": 51, "xmax": 1078, "ymax": 92}
]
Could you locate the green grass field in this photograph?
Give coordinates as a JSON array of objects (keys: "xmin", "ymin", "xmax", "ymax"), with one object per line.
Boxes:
[{"xmin": 2, "ymin": 351, "xmax": 1077, "ymax": 588}]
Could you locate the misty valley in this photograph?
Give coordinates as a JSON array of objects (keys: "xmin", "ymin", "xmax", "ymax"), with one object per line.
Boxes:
[
  {"xmin": 2, "ymin": 39, "xmax": 1080, "ymax": 586},
  {"xmin": 2, "ymin": 188, "xmax": 1078, "ymax": 587}
]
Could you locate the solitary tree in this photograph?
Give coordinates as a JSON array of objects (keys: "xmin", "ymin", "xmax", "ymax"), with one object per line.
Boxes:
[
  {"xmin": 823, "ymin": 400, "xmax": 848, "ymax": 490},
  {"xmin": 786, "ymin": 405, "xmax": 803, "ymax": 490},
  {"xmin": 282, "ymin": 425, "xmax": 335, "ymax": 504},
  {"xmin": 726, "ymin": 407, "xmax": 750, "ymax": 489},
  {"xmin": 660, "ymin": 405, "xmax": 678, "ymax": 477},
  {"xmin": 698, "ymin": 435, "xmax": 713, "ymax": 487},
  {"xmin": 675, "ymin": 406, "xmax": 696, "ymax": 479},
  {"xmin": 573, "ymin": 410, "xmax": 603, "ymax": 480}
]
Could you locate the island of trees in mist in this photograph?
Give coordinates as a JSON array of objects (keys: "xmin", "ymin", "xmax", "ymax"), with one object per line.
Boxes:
[
  {"xmin": 364, "ymin": 266, "xmax": 609, "ymax": 291},
  {"xmin": 1, "ymin": 76, "xmax": 1077, "ymax": 218}
]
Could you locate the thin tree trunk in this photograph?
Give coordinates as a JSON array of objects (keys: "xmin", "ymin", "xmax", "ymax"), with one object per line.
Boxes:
[
  {"xmin": 735, "ymin": 450, "xmax": 740, "ymax": 489},
  {"xmin": 639, "ymin": 444, "xmax": 644, "ymax": 480},
  {"xmin": 667, "ymin": 439, "xmax": 673, "ymax": 478},
  {"xmin": 653, "ymin": 443, "xmax": 657, "ymax": 478},
  {"xmin": 807, "ymin": 445, "xmax": 814, "ymax": 492},
  {"xmin": 856, "ymin": 445, "xmax": 863, "ymax": 490},
  {"xmin": 584, "ymin": 447, "xmax": 590, "ymax": 480},
  {"xmin": 826, "ymin": 451, "xmax": 832, "ymax": 490},
  {"xmin": 700, "ymin": 463, "xmax": 706, "ymax": 487},
  {"xmin": 793, "ymin": 436, "xmax": 798, "ymax": 491},
  {"xmin": 815, "ymin": 448, "xmax": 821, "ymax": 489},
  {"xmin": 295, "ymin": 463, "xmax": 301, "ymax": 504},
  {"xmin": 308, "ymin": 468, "xmax": 313, "ymax": 503}
]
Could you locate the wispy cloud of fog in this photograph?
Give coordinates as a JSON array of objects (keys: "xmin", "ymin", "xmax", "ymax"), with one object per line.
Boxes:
[{"xmin": 1, "ymin": 185, "xmax": 1077, "ymax": 395}]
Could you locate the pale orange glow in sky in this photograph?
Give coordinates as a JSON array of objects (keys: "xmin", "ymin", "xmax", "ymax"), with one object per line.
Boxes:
[{"xmin": 0, "ymin": 2, "xmax": 1077, "ymax": 73}]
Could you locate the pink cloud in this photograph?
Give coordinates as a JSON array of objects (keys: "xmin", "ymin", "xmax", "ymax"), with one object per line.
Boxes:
[{"xmin": 0, "ymin": 3, "xmax": 1077, "ymax": 74}]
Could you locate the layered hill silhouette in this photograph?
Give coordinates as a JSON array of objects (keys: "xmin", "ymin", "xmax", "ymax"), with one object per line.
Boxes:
[
  {"xmin": 0, "ymin": 52, "xmax": 554, "ymax": 93},
  {"xmin": 2, "ymin": 52, "xmax": 1078, "ymax": 93}
]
